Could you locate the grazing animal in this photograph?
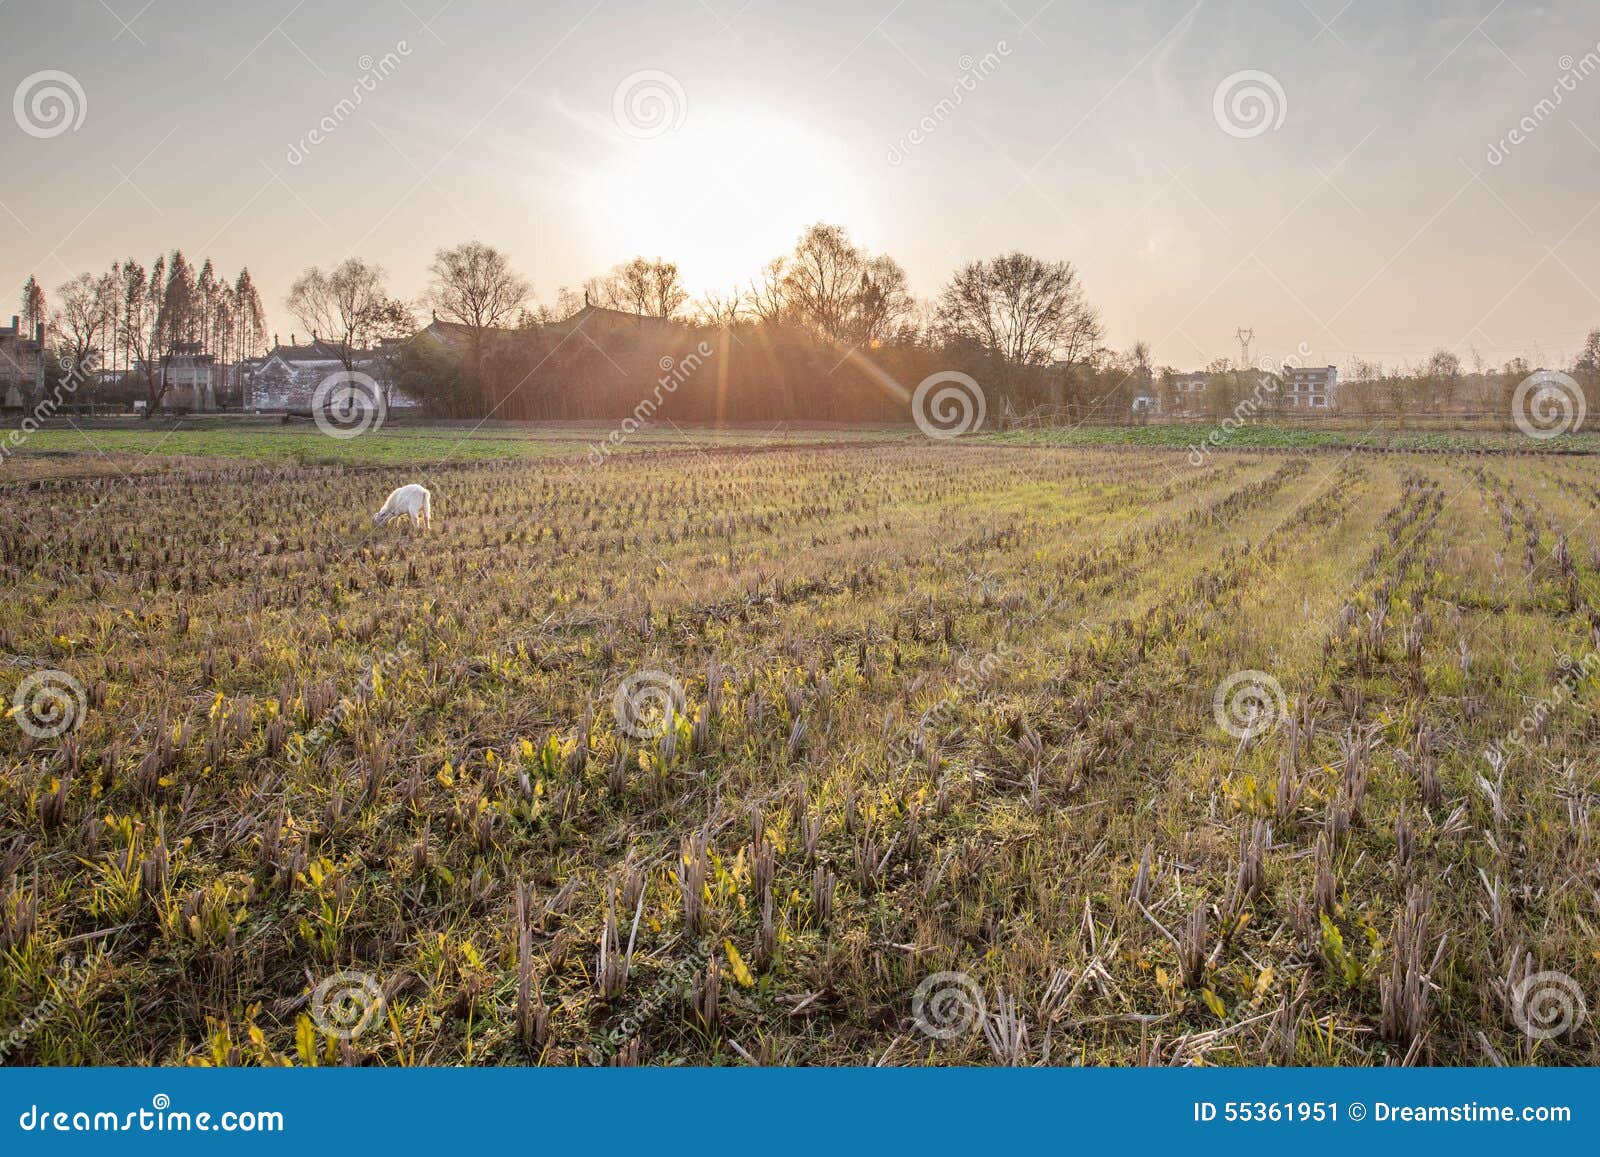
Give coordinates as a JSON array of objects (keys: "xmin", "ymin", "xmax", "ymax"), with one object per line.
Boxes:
[{"xmin": 373, "ymin": 483, "xmax": 432, "ymax": 530}]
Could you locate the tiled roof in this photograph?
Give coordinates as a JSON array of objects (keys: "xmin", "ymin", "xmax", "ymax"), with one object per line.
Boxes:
[{"xmin": 267, "ymin": 340, "xmax": 361, "ymax": 362}]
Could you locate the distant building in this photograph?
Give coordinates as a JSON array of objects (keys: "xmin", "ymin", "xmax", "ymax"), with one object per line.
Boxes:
[
  {"xmin": 1168, "ymin": 371, "xmax": 1210, "ymax": 415},
  {"xmin": 158, "ymin": 342, "xmax": 217, "ymax": 411},
  {"xmin": 416, "ymin": 304, "xmax": 685, "ymax": 355},
  {"xmin": 1131, "ymin": 382, "xmax": 1161, "ymax": 415},
  {"xmin": 1282, "ymin": 365, "xmax": 1337, "ymax": 410},
  {"xmin": 246, "ymin": 338, "xmax": 345, "ymax": 410},
  {"xmin": 416, "ymin": 316, "xmax": 513, "ymax": 353},
  {"xmin": 0, "ymin": 315, "xmax": 46, "ymax": 408},
  {"xmin": 554, "ymin": 303, "xmax": 687, "ymax": 342},
  {"xmin": 246, "ymin": 335, "xmax": 418, "ymax": 412}
]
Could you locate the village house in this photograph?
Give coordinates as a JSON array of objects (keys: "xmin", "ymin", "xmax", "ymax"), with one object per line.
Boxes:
[
  {"xmin": 1282, "ymin": 364, "xmax": 1338, "ymax": 410},
  {"xmin": 414, "ymin": 303, "xmax": 684, "ymax": 355},
  {"xmin": 413, "ymin": 315, "xmax": 511, "ymax": 360},
  {"xmin": 159, "ymin": 342, "xmax": 217, "ymax": 411},
  {"xmin": 555, "ymin": 303, "xmax": 688, "ymax": 343},
  {"xmin": 1167, "ymin": 371, "xmax": 1210, "ymax": 416},
  {"xmin": 245, "ymin": 335, "xmax": 418, "ymax": 412},
  {"xmin": 0, "ymin": 316, "xmax": 47, "ymax": 408}
]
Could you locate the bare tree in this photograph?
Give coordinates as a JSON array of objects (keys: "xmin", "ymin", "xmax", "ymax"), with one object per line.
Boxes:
[
  {"xmin": 581, "ymin": 274, "xmax": 622, "ymax": 311},
  {"xmin": 770, "ymin": 223, "xmax": 916, "ymax": 347},
  {"xmin": 51, "ymin": 272, "xmax": 115, "ymax": 406},
  {"xmin": 749, "ymin": 258, "xmax": 787, "ymax": 326},
  {"xmin": 118, "ymin": 258, "xmax": 157, "ymax": 401},
  {"xmin": 1425, "ymin": 348, "xmax": 1461, "ymax": 378},
  {"xmin": 695, "ymin": 288, "xmax": 746, "ymax": 328},
  {"xmin": 233, "ymin": 269, "xmax": 268, "ymax": 361},
  {"xmin": 367, "ymin": 298, "xmax": 419, "ymax": 406},
  {"xmin": 935, "ymin": 252, "xmax": 1102, "ymax": 371},
  {"xmin": 1128, "ymin": 340, "xmax": 1152, "ymax": 376},
  {"xmin": 613, "ymin": 257, "xmax": 688, "ymax": 319},
  {"xmin": 616, "ymin": 258, "xmax": 653, "ymax": 316},
  {"xmin": 777, "ymin": 226, "xmax": 900, "ymax": 343},
  {"xmin": 1422, "ymin": 347, "xmax": 1462, "ymax": 411},
  {"xmin": 426, "ymin": 241, "xmax": 530, "ymax": 368},
  {"xmin": 648, "ymin": 261, "xmax": 687, "ymax": 319},
  {"xmin": 285, "ymin": 258, "xmax": 392, "ymax": 372},
  {"xmin": 783, "ymin": 224, "xmax": 859, "ymax": 342},
  {"xmin": 854, "ymin": 256, "xmax": 915, "ymax": 346}
]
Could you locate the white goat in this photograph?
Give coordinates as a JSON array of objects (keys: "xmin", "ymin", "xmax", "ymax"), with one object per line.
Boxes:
[{"xmin": 373, "ymin": 483, "xmax": 432, "ymax": 530}]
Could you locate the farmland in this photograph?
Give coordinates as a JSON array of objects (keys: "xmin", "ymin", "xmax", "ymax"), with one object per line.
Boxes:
[
  {"xmin": 1, "ymin": 429, "xmax": 1597, "ymax": 1066},
  {"xmin": 10, "ymin": 415, "xmax": 1600, "ymax": 475}
]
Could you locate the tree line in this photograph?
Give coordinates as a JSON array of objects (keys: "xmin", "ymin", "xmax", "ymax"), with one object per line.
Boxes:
[
  {"xmin": 18, "ymin": 258, "xmax": 268, "ymax": 412},
  {"xmin": 1140, "ymin": 341, "xmax": 1600, "ymax": 424},
  {"xmin": 21, "ymin": 222, "xmax": 1600, "ymax": 425},
  {"xmin": 387, "ymin": 223, "xmax": 1116, "ymax": 424}
]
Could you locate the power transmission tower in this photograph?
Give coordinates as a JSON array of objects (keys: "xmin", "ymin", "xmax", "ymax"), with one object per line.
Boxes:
[{"xmin": 1235, "ymin": 327, "xmax": 1255, "ymax": 370}]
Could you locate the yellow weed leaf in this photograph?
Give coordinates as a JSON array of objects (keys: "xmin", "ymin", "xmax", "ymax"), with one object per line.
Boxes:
[{"xmin": 724, "ymin": 939, "xmax": 755, "ymax": 987}]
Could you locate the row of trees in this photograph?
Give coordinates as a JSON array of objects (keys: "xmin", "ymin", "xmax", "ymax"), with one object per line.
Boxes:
[
  {"xmin": 249, "ymin": 225, "xmax": 1110, "ymax": 423},
  {"xmin": 1136, "ymin": 339, "xmax": 1600, "ymax": 423},
  {"xmin": 1336, "ymin": 353, "xmax": 1600, "ymax": 419},
  {"xmin": 280, "ymin": 242, "xmax": 529, "ymax": 381},
  {"xmin": 384, "ymin": 224, "xmax": 1112, "ymax": 423},
  {"xmin": 28, "ymin": 221, "xmax": 1600, "ymax": 425},
  {"xmin": 20, "ymin": 257, "xmax": 268, "ymax": 410}
]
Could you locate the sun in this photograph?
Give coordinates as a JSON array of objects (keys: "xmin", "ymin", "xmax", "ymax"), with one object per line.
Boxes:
[{"xmin": 585, "ymin": 107, "xmax": 875, "ymax": 295}]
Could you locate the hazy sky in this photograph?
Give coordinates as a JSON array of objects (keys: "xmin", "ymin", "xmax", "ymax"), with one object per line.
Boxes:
[{"xmin": 4, "ymin": 0, "xmax": 1599, "ymax": 370}]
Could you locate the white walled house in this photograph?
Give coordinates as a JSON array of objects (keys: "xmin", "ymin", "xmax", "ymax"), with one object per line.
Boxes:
[
  {"xmin": 1131, "ymin": 382, "xmax": 1161, "ymax": 415},
  {"xmin": 1168, "ymin": 371, "xmax": 1210, "ymax": 415},
  {"xmin": 246, "ymin": 337, "xmax": 418, "ymax": 412},
  {"xmin": 1282, "ymin": 365, "xmax": 1337, "ymax": 410},
  {"xmin": 157, "ymin": 342, "xmax": 217, "ymax": 411}
]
